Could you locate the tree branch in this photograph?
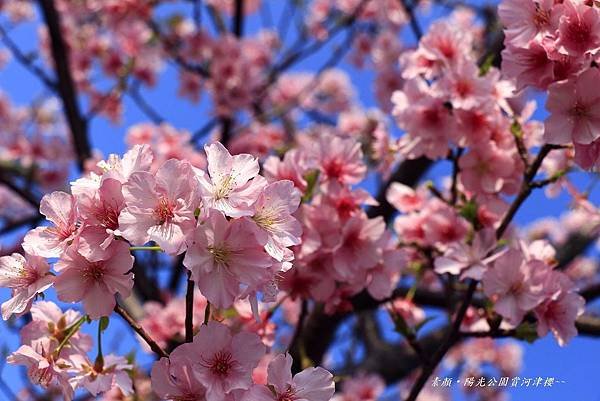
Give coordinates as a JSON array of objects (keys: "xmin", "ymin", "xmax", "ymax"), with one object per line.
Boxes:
[
  {"xmin": 114, "ymin": 303, "xmax": 169, "ymax": 358},
  {"xmin": 37, "ymin": 0, "xmax": 90, "ymax": 171},
  {"xmin": 185, "ymin": 271, "xmax": 195, "ymax": 343}
]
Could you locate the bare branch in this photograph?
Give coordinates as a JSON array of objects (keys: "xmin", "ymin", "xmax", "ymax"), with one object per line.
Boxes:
[
  {"xmin": 37, "ymin": 0, "xmax": 91, "ymax": 171},
  {"xmin": 114, "ymin": 303, "xmax": 169, "ymax": 359}
]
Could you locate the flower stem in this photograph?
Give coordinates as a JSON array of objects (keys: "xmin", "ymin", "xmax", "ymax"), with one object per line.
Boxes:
[
  {"xmin": 129, "ymin": 246, "xmax": 164, "ymax": 252},
  {"xmin": 54, "ymin": 315, "xmax": 87, "ymax": 357}
]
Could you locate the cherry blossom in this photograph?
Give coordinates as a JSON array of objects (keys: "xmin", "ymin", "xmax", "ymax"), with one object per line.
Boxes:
[
  {"xmin": 23, "ymin": 191, "xmax": 79, "ymax": 258},
  {"xmin": 544, "ymin": 68, "xmax": 600, "ymax": 146},
  {"xmin": 119, "ymin": 158, "xmax": 199, "ymax": 255},
  {"xmin": 54, "ymin": 241, "xmax": 134, "ymax": 319},
  {"xmin": 199, "ymin": 142, "xmax": 265, "ymax": 218},
  {"xmin": 7, "ymin": 341, "xmax": 74, "ymax": 401},
  {"xmin": 250, "ymin": 180, "xmax": 302, "ymax": 264},
  {"xmin": 188, "ymin": 321, "xmax": 265, "ymax": 401},
  {"xmin": 69, "ymin": 354, "xmax": 133, "ymax": 396},
  {"xmin": 243, "ymin": 353, "xmax": 334, "ymax": 401},
  {"xmin": 434, "ymin": 229, "xmax": 503, "ymax": 280},
  {"xmin": 151, "ymin": 343, "xmax": 209, "ymax": 401},
  {"xmin": 0, "ymin": 252, "xmax": 54, "ymax": 320},
  {"xmin": 482, "ymin": 248, "xmax": 550, "ymax": 325},
  {"xmin": 183, "ymin": 210, "xmax": 274, "ymax": 308}
]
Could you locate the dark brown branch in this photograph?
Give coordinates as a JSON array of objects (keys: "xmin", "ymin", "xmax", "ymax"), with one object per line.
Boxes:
[
  {"xmin": 185, "ymin": 271, "xmax": 195, "ymax": 343},
  {"xmin": 233, "ymin": 0, "xmax": 244, "ymax": 37},
  {"xmin": 404, "ymin": 144, "xmax": 561, "ymax": 401},
  {"xmin": 0, "ymin": 24, "xmax": 56, "ymax": 90},
  {"xmin": 0, "ymin": 215, "xmax": 43, "ymax": 236},
  {"xmin": 0, "ymin": 173, "xmax": 40, "ymax": 209},
  {"xmin": 496, "ymin": 144, "xmax": 563, "ymax": 238},
  {"xmin": 128, "ymin": 81, "xmax": 165, "ymax": 124},
  {"xmin": 289, "ymin": 300, "xmax": 309, "ymax": 373},
  {"xmin": 37, "ymin": 0, "xmax": 90, "ymax": 171},
  {"xmin": 338, "ymin": 326, "xmax": 449, "ymax": 384},
  {"xmin": 398, "ymin": 0, "xmax": 423, "ymax": 40},
  {"xmin": 114, "ymin": 303, "xmax": 169, "ymax": 358}
]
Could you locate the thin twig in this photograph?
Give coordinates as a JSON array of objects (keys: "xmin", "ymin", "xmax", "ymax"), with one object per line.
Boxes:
[
  {"xmin": 114, "ymin": 303, "xmax": 169, "ymax": 358},
  {"xmin": 403, "ymin": 144, "xmax": 561, "ymax": 401},
  {"xmin": 0, "ymin": 24, "xmax": 56, "ymax": 90}
]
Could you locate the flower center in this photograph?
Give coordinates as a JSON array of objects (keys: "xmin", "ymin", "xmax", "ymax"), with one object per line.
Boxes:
[
  {"xmin": 571, "ymin": 101, "xmax": 589, "ymax": 118},
  {"xmin": 278, "ymin": 387, "xmax": 298, "ymax": 401},
  {"xmin": 207, "ymin": 350, "xmax": 235, "ymax": 377},
  {"xmin": 533, "ymin": 5, "xmax": 550, "ymax": 29},
  {"xmin": 566, "ymin": 20, "xmax": 591, "ymax": 47},
  {"xmin": 214, "ymin": 175, "xmax": 236, "ymax": 200},
  {"xmin": 207, "ymin": 245, "xmax": 231, "ymax": 265},
  {"xmin": 155, "ymin": 196, "xmax": 175, "ymax": 224},
  {"xmin": 82, "ymin": 262, "xmax": 105, "ymax": 282},
  {"xmin": 323, "ymin": 159, "xmax": 344, "ymax": 180}
]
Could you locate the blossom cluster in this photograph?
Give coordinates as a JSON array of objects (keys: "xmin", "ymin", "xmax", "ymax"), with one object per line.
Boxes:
[
  {"xmin": 152, "ymin": 321, "xmax": 334, "ymax": 401},
  {"xmin": 0, "ymin": 142, "xmax": 303, "ymax": 320},
  {"xmin": 264, "ymin": 133, "xmax": 405, "ymax": 313},
  {"xmin": 500, "ymin": 0, "xmax": 600, "ymax": 169}
]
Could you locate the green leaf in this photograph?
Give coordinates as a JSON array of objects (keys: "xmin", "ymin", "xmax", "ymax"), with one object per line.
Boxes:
[
  {"xmin": 459, "ymin": 199, "xmax": 478, "ymax": 225},
  {"xmin": 301, "ymin": 170, "xmax": 320, "ymax": 203},
  {"xmin": 515, "ymin": 322, "xmax": 538, "ymax": 344},
  {"xmin": 99, "ymin": 316, "xmax": 110, "ymax": 332},
  {"xmin": 479, "ymin": 53, "xmax": 496, "ymax": 76},
  {"xmin": 510, "ymin": 120, "xmax": 523, "ymax": 139}
]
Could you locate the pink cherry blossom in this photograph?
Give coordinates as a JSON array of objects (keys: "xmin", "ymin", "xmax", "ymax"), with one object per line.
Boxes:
[
  {"xmin": 243, "ymin": 353, "xmax": 334, "ymax": 401},
  {"xmin": 332, "ymin": 213, "xmax": 385, "ymax": 282},
  {"xmin": 498, "ymin": 0, "xmax": 554, "ymax": 48},
  {"xmin": 544, "ymin": 68, "xmax": 600, "ymax": 146},
  {"xmin": 333, "ymin": 374, "xmax": 385, "ymax": 401},
  {"xmin": 311, "ymin": 135, "xmax": 366, "ymax": 185},
  {"xmin": 69, "ymin": 354, "xmax": 133, "ymax": 396},
  {"xmin": 184, "ymin": 210, "xmax": 274, "ymax": 308},
  {"xmin": 199, "ymin": 142, "xmax": 265, "ymax": 217},
  {"xmin": 554, "ymin": 0, "xmax": 600, "ymax": 57},
  {"xmin": 23, "ymin": 191, "xmax": 79, "ymax": 258},
  {"xmin": 389, "ymin": 298, "xmax": 426, "ymax": 328},
  {"xmin": 21, "ymin": 301, "xmax": 92, "ymax": 356},
  {"xmin": 434, "ymin": 228, "xmax": 503, "ymax": 280},
  {"xmin": 366, "ymin": 235, "xmax": 406, "ymax": 300},
  {"xmin": 151, "ymin": 343, "xmax": 208, "ymax": 401},
  {"xmin": 422, "ymin": 202, "xmax": 469, "ymax": 246},
  {"xmin": 482, "ymin": 248, "xmax": 549, "ymax": 325},
  {"xmin": 459, "ymin": 144, "xmax": 517, "ymax": 195},
  {"xmin": 76, "ymin": 178, "xmax": 125, "ymax": 261},
  {"xmin": 263, "ymin": 149, "xmax": 310, "ymax": 191},
  {"xmin": 535, "ymin": 272, "xmax": 585, "ymax": 346},
  {"xmin": 386, "ymin": 182, "xmax": 426, "ymax": 213},
  {"xmin": 54, "ymin": 241, "xmax": 134, "ymax": 319},
  {"xmin": 434, "ymin": 60, "xmax": 492, "ymax": 110},
  {"xmin": 7, "ymin": 341, "xmax": 74, "ymax": 401},
  {"xmin": 574, "ymin": 138, "xmax": 600, "ymax": 170},
  {"xmin": 0, "ymin": 253, "xmax": 54, "ymax": 320},
  {"xmin": 392, "ymin": 78, "xmax": 455, "ymax": 159},
  {"xmin": 189, "ymin": 321, "xmax": 265, "ymax": 401},
  {"xmin": 501, "ymin": 42, "xmax": 555, "ymax": 91},
  {"xmin": 250, "ymin": 180, "xmax": 302, "ymax": 264},
  {"xmin": 119, "ymin": 158, "xmax": 199, "ymax": 255}
]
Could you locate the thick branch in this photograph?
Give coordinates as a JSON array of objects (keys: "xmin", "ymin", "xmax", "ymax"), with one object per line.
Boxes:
[{"xmin": 37, "ymin": 0, "xmax": 90, "ymax": 171}]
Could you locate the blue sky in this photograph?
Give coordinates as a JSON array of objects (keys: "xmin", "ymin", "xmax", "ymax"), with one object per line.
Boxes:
[{"xmin": 1, "ymin": 1, "xmax": 599, "ymax": 400}]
